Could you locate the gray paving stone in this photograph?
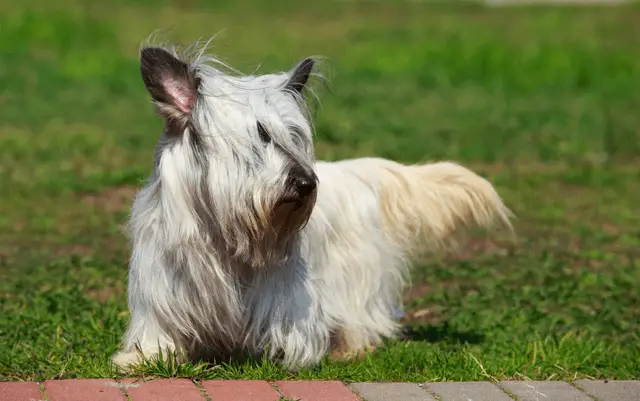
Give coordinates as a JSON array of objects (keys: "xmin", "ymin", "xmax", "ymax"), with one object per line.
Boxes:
[
  {"xmin": 575, "ymin": 380, "xmax": 640, "ymax": 401},
  {"xmin": 500, "ymin": 381, "xmax": 591, "ymax": 401},
  {"xmin": 348, "ymin": 382, "xmax": 436, "ymax": 401},
  {"xmin": 424, "ymin": 381, "xmax": 512, "ymax": 401}
]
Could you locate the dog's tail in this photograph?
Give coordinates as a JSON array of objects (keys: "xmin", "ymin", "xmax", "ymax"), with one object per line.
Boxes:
[{"xmin": 370, "ymin": 159, "xmax": 513, "ymax": 256}]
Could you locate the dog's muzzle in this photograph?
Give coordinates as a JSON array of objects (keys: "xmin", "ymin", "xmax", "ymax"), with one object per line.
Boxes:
[
  {"xmin": 286, "ymin": 164, "xmax": 318, "ymax": 200},
  {"xmin": 270, "ymin": 164, "xmax": 318, "ymax": 237}
]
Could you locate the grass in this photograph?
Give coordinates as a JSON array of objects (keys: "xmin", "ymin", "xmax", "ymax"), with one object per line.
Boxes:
[{"xmin": 1, "ymin": 0, "xmax": 640, "ymax": 383}]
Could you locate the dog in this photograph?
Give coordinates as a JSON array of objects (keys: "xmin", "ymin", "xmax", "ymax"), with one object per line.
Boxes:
[{"xmin": 112, "ymin": 39, "xmax": 513, "ymax": 371}]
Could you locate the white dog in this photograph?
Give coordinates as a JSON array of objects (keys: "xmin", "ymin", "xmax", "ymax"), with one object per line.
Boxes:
[{"xmin": 112, "ymin": 40, "xmax": 512, "ymax": 371}]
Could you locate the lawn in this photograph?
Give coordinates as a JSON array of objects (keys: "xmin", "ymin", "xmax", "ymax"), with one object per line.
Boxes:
[{"xmin": 1, "ymin": 0, "xmax": 640, "ymax": 383}]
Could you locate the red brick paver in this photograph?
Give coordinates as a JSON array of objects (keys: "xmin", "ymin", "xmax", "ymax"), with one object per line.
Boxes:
[
  {"xmin": 0, "ymin": 381, "xmax": 43, "ymax": 401},
  {"xmin": 124, "ymin": 379, "xmax": 204, "ymax": 401},
  {"xmin": 44, "ymin": 379, "xmax": 125, "ymax": 401},
  {"xmin": 276, "ymin": 380, "xmax": 361, "ymax": 401},
  {"xmin": 202, "ymin": 380, "xmax": 280, "ymax": 401}
]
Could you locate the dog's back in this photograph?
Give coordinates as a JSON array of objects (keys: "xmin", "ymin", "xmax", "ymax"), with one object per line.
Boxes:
[{"xmin": 313, "ymin": 157, "xmax": 513, "ymax": 257}]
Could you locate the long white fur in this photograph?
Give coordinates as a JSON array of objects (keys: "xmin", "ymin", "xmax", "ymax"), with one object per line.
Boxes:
[{"xmin": 113, "ymin": 40, "xmax": 513, "ymax": 371}]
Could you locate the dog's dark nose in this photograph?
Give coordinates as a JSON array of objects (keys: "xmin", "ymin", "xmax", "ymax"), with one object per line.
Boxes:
[
  {"xmin": 294, "ymin": 176, "xmax": 316, "ymax": 197},
  {"xmin": 288, "ymin": 165, "xmax": 317, "ymax": 197}
]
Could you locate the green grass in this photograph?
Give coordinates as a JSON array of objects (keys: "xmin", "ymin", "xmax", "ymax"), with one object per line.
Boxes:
[{"xmin": 1, "ymin": 0, "xmax": 640, "ymax": 383}]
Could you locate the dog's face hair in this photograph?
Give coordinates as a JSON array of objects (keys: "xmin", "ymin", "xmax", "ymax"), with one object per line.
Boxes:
[{"xmin": 140, "ymin": 45, "xmax": 319, "ymax": 268}]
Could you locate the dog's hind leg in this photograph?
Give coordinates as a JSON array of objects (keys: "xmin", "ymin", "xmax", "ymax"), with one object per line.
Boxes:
[{"xmin": 329, "ymin": 327, "xmax": 379, "ymax": 361}]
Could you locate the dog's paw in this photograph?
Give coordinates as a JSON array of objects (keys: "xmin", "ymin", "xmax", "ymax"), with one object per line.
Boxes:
[
  {"xmin": 329, "ymin": 345, "xmax": 377, "ymax": 362},
  {"xmin": 329, "ymin": 330, "xmax": 380, "ymax": 362},
  {"xmin": 112, "ymin": 351, "xmax": 143, "ymax": 372}
]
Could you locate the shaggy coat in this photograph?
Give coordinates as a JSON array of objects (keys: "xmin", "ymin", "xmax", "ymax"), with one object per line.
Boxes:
[{"xmin": 113, "ymin": 41, "xmax": 513, "ymax": 371}]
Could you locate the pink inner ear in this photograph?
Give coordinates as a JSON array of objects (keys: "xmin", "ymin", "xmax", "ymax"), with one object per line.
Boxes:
[{"xmin": 164, "ymin": 76, "xmax": 195, "ymax": 114}]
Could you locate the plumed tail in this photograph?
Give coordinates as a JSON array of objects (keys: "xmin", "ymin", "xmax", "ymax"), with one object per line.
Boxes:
[{"xmin": 375, "ymin": 160, "xmax": 513, "ymax": 256}]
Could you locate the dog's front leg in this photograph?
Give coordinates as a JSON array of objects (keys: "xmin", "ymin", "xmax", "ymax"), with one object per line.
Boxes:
[
  {"xmin": 112, "ymin": 239, "xmax": 185, "ymax": 371},
  {"xmin": 112, "ymin": 307, "xmax": 181, "ymax": 371},
  {"xmin": 277, "ymin": 306, "xmax": 330, "ymax": 370},
  {"xmin": 246, "ymin": 265, "xmax": 331, "ymax": 371}
]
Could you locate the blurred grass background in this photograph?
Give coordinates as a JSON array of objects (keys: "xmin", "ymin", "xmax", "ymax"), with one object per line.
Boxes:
[{"xmin": 1, "ymin": 0, "xmax": 639, "ymax": 382}]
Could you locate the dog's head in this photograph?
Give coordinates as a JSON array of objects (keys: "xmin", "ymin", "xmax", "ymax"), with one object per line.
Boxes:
[{"xmin": 139, "ymin": 44, "xmax": 319, "ymax": 267}]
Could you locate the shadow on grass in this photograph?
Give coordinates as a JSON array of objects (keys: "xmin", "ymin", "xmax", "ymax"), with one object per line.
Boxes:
[{"xmin": 401, "ymin": 322, "xmax": 484, "ymax": 345}]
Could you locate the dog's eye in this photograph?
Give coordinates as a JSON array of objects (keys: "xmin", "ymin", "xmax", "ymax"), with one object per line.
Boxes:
[{"xmin": 257, "ymin": 122, "xmax": 271, "ymax": 144}]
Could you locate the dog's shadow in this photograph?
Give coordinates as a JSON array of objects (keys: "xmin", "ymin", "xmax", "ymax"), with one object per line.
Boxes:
[
  {"xmin": 195, "ymin": 322, "xmax": 483, "ymax": 370},
  {"xmin": 400, "ymin": 321, "xmax": 484, "ymax": 345}
]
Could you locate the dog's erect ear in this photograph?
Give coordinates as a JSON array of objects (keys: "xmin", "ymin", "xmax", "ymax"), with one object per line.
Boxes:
[
  {"xmin": 285, "ymin": 57, "xmax": 315, "ymax": 94},
  {"xmin": 140, "ymin": 47, "xmax": 200, "ymax": 120}
]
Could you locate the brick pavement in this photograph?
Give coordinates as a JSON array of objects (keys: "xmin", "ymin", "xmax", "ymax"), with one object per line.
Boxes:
[{"xmin": 1, "ymin": 379, "xmax": 639, "ymax": 401}]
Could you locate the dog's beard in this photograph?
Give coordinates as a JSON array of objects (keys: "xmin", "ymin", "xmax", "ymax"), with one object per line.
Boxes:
[
  {"xmin": 208, "ymin": 186, "xmax": 317, "ymax": 270},
  {"xmin": 271, "ymin": 191, "xmax": 317, "ymax": 238},
  {"xmin": 249, "ymin": 190, "xmax": 316, "ymax": 268}
]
